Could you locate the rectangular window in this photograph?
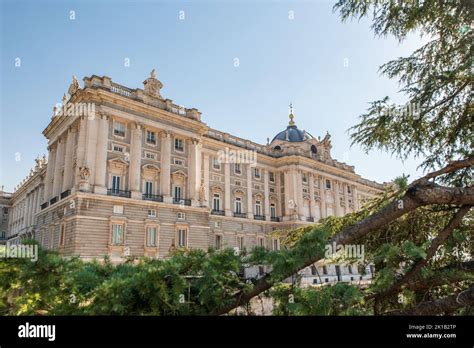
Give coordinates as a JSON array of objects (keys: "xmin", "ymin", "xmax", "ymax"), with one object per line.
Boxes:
[
  {"xmin": 234, "ymin": 180, "xmax": 241, "ymax": 186},
  {"xmin": 215, "ymin": 234, "xmax": 222, "ymax": 250},
  {"xmin": 174, "ymin": 138, "xmax": 184, "ymax": 152},
  {"xmin": 173, "ymin": 158, "xmax": 184, "ymax": 166},
  {"xmin": 255, "ymin": 201, "xmax": 262, "ymax": 216},
  {"xmin": 257, "ymin": 237, "xmax": 265, "ymax": 248},
  {"xmin": 272, "ymin": 238, "xmax": 279, "ymax": 251},
  {"xmin": 269, "ymin": 172, "xmax": 275, "ymax": 183},
  {"xmin": 325, "ymin": 180, "xmax": 331, "ymax": 189},
  {"xmin": 213, "ymin": 193, "xmax": 220, "ymax": 211},
  {"xmin": 235, "ymin": 197, "xmax": 242, "ymax": 214},
  {"xmin": 146, "ymin": 130, "xmax": 156, "ymax": 144},
  {"xmin": 111, "ymin": 224, "xmax": 124, "ymax": 245},
  {"xmin": 348, "ymin": 265, "xmax": 353, "ymax": 274},
  {"xmin": 173, "ymin": 186, "xmax": 182, "ymax": 200},
  {"xmin": 147, "ymin": 209, "xmax": 156, "ymax": 218},
  {"xmin": 234, "ymin": 163, "xmax": 241, "ymax": 174},
  {"xmin": 113, "ymin": 121, "xmax": 126, "ymax": 137},
  {"xmin": 322, "ymin": 265, "xmax": 328, "ymax": 275},
  {"xmin": 144, "ymin": 181, "xmax": 153, "ymax": 195},
  {"xmin": 178, "ymin": 229, "xmax": 187, "ymax": 247},
  {"xmin": 254, "ymin": 168, "xmax": 261, "ymax": 179},
  {"xmin": 212, "ymin": 157, "xmax": 221, "ymax": 170},
  {"xmin": 177, "ymin": 212, "xmax": 185, "ymax": 220},
  {"xmin": 146, "ymin": 227, "xmax": 157, "ymax": 247},
  {"xmin": 237, "ymin": 236, "xmax": 244, "ymax": 251},
  {"xmin": 347, "ymin": 186, "xmax": 352, "ymax": 194},
  {"xmin": 113, "ymin": 144, "xmax": 124, "ymax": 153},
  {"xmin": 302, "ymin": 174, "xmax": 308, "ymax": 183},
  {"xmin": 145, "ymin": 152, "xmax": 155, "ymax": 160},
  {"xmin": 111, "ymin": 175, "xmax": 121, "ymax": 191},
  {"xmin": 113, "ymin": 205, "xmax": 124, "ymax": 214},
  {"xmin": 270, "ymin": 204, "xmax": 276, "ymax": 218},
  {"xmin": 59, "ymin": 224, "xmax": 65, "ymax": 246}
]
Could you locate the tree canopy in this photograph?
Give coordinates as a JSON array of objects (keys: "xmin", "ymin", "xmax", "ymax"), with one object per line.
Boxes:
[{"xmin": 1, "ymin": 0, "xmax": 472, "ymax": 316}]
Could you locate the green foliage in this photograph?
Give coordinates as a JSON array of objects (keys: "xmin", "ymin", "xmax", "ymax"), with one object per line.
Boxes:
[
  {"xmin": 335, "ymin": 0, "xmax": 473, "ymax": 185},
  {"xmin": 271, "ymin": 283, "xmax": 367, "ymax": 315}
]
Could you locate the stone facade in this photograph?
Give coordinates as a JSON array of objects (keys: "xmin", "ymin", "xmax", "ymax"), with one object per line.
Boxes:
[{"xmin": 4, "ymin": 71, "xmax": 384, "ymax": 283}]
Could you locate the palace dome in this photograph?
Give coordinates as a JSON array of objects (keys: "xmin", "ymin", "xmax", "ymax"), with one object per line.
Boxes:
[
  {"xmin": 271, "ymin": 107, "xmax": 314, "ymax": 143},
  {"xmin": 271, "ymin": 125, "xmax": 313, "ymax": 142}
]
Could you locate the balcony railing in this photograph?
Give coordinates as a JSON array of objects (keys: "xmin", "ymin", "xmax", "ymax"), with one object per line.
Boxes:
[
  {"xmin": 40, "ymin": 202, "xmax": 49, "ymax": 210},
  {"xmin": 173, "ymin": 198, "xmax": 191, "ymax": 206},
  {"xmin": 60, "ymin": 190, "xmax": 71, "ymax": 199},
  {"xmin": 254, "ymin": 215, "xmax": 265, "ymax": 221},
  {"xmin": 271, "ymin": 216, "xmax": 280, "ymax": 222},
  {"xmin": 306, "ymin": 217, "xmax": 315, "ymax": 222},
  {"xmin": 211, "ymin": 210, "xmax": 225, "ymax": 216},
  {"xmin": 233, "ymin": 212, "xmax": 247, "ymax": 218},
  {"xmin": 50, "ymin": 196, "xmax": 59, "ymax": 205},
  {"xmin": 142, "ymin": 193, "xmax": 163, "ymax": 202},
  {"xmin": 107, "ymin": 189, "xmax": 131, "ymax": 198}
]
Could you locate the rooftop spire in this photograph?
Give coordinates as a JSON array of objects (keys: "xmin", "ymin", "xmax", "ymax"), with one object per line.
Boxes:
[{"xmin": 289, "ymin": 103, "xmax": 295, "ymax": 126}]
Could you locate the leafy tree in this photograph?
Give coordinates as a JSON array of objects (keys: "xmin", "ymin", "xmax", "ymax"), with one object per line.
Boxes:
[{"xmin": 1, "ymin": 0, "xmax": 472, "ymax": 316}]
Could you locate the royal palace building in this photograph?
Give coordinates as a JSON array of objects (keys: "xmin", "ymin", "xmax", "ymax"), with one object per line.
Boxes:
[{"xmin": 2, "ymin": 70, "xmax": 385, "ymax": 283}]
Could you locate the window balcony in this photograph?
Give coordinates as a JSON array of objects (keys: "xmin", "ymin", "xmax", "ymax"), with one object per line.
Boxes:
[
  {"xmin": 142, "ymin": 193, "xmax": 163, "ymax": 202},
  {"xmin": 173, "ymin": 198, "xmax": 191, "ymax": 206},
  {"xmin": 211, "ymin": 210, "xmax": 225, "ymax": 216},
  {"xmin": 270, "ymin": 217, "xmax": 280, "ymax": 222},
  {"xmin": 107, "ymin": 189, "xmax": 131, "ymax": 198},
  {"xmin": 60, "ymin": 190, "xmax": 71, "ymax": 199},
  {"xmin": 306, "ymin": 217, "xmax": 315, "ymax": 222},
  {"xmin": 233, "ymin": 212, "xmax": 247, "ymax": 218},
  {"xmin": 254, "ymin": 215, "xmax": 265, "ymax": 221},
  {"xmin": 49, "ymin": 196, "xmax": 59, "ymax": 205},
  {"xmin": 40, "ymin": 202, "xmax": 49, "ymax": 210}
]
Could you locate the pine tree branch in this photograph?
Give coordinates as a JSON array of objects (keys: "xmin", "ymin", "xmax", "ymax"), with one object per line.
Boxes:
[
  {"xmin": 368, "ymin": 205, "xmax": 471, "ymax": 301},
  {"xmin": 406, "ymin": 262, "xmax": 474, "ymax": 293},
  {"xmin": 385, "ymin": 286, "xmax": 474, "ymax": 316},
  {"xmin": 212, "ymin": 181, "xmax": 474, "ymax": 315}
]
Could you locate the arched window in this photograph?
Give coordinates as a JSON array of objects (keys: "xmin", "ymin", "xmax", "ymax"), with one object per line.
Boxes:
[
  {"xmin": 274, "ymin": 145, "xmax": 282, "ymax": 151},
  {"xmin": 311, "ymin": 145, "xmax": 317, "ymax": 154}
]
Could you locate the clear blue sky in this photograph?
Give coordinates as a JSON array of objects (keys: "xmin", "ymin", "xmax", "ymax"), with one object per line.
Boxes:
[{"xmin": 1, "ymin": 0, "xmax": 426, "ymax": 192}]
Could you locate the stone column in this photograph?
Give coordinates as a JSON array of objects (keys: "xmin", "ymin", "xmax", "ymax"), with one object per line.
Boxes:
[
  {"xmin": 62, "ymin": 127, "xmax": 75, "ymax": 193},
  {"xmin": 275, "ymin": 171, "xmax": 282, "ymax": 218},
  {"xmin": 32, "ymin": 188, "xmax": 39, "ymax": 225},
  {"xmin": 224, "ymin": 162, "xmax": 231, "ymax": 216},
  {"xmin": 24, "ymin": 193, "xmax": 31, "ymax": 228},
  {"xmin": 187, "ymin": 138, "xmax": 202, "ymax": 206},
  {"xmin": 334, "ymin": 180, "xmax": 343, "ymax": 217},
  {"xmin": 309, "ymin": 174, "xmax": 317, "ymax": 220},
  {"xmin": 353, "ymin": 185, "xmax": 359, "ymax": 210},
  {"xmin": 283, "ymin": 171, "xmax": 291, "ymax": 220},
  {"xmin": 93, "ymin": 114, "xmax": 109, "ymax": 194},
  {"xmin": 44, "ymin": 145, "xmax": 56, "ymax": 201},
  {"xmin": 74, "ymin": 116, "xmax": 87, "ymax": 190},
  {"xmin": 319, "ymin": 176, "xmax": 327, "ymax": 219},
  {"xmin": 263, "ymin": 169, "xmax": 270, "ymax": 221},
  {"xmin": 160, "ymin": 131, "xmax": 172, "ymax": 202},
  {"xmin": 246, "ymin": 164, "xmax": 253, "ymax": 219},
  {"xmin": 296, "ymin": 170, "xmax": 305, "ymax": 219},
  {"xmin": 52, "ymin": 137, "xmax": 65, "ymax": 197},
  {"xmin": 84, "ymin": 115, "xmax": 99, "ymax": 189},
  {"xmin": 344, "ymin": 183, "xmax": 350, "ymax": 214},
  {"xmin": 203, "ymin": 153, "xmax": 210, "ymax": 207},
  {"xmin": 129, "ymin": 122, "xmax": 143, "ymax": 199}
]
